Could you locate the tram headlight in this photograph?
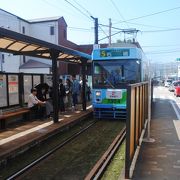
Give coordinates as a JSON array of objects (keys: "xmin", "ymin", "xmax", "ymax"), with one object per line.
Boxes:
[{"xmin": 95, "ymin": 91, "xmax": 101, "ymax": 97}]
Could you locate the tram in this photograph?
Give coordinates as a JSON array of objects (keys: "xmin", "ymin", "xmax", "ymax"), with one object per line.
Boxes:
[{"xmin": 92, "ymin": 43, "xmax": 148, "ymax": 119}]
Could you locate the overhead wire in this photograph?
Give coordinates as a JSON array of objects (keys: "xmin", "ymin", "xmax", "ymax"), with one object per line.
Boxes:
[
  {"xmin": 64, "ymin": 0, "xmax": 92, "ymax": 20},
  {"xmin": 142, "ymin": 28, "xmax": 180, "ymax": 33},
  {"xmin": 64, "ymin": 0, "xmax": 109, "ymax": 41},
  {"xmin": 142, "ymin": 44, "xmax": 180, "ymax": 48},
  {"xmin": 109, "ymin": 0, "xmax": 129, "ymax": 28},
  {"xmin": 98, "ymin": 22, "xmax": 180, "ymax": 41},
  {"xmin": 145, "ymin": 49, "xmax": 180, "ymax": 54},
  {"xmin": 120, "ymin": 21, "xmax": 175, "ymax": 30},
  {"xmin": 72, "ymin": 0, "xmax": 92, "ymax": 17},
  {"xmin": 114, "ymin": 6, "xmax": 180, "ymax": 24},
  {"xmin": 41, "ymin": 0, "xmax": 81, "ymax": 20}
]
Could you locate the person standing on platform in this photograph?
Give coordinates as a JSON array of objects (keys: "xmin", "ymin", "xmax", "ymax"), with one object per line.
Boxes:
[
  {"xmin": 65, "ymin": 78, "xmax": 73, "ymax": 109},
  {"xmin": 58, "ymin": 79, "xmax": 66, "ymax": 113},
  {"xmin": 72, "ymin": 75, "xmax": 80, "ymax": 110}
]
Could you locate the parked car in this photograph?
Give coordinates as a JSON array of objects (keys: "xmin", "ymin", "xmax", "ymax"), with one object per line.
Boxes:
[
  {"xmin": 164, "ymin": 79, "xmax": 173, "ymax": 87},
  {"xmin": 169, "ymin": 81, "xmax": 180, "ymax": 92},
  {"xmin": 174, "ymin": 83, "xmax": 180, "ymax": 97}
]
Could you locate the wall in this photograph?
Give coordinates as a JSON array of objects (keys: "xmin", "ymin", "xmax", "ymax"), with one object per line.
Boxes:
[
  {"xmin": 0, "ymin": 9, "xmax": 30, "ymax": 72},
  {"xmin": 19, "ymin": 68, "xmax": 50, "ymax": 74},
  {"xmin": 30, "ymin": 21, "xmax": 58, "ymax": 44}
]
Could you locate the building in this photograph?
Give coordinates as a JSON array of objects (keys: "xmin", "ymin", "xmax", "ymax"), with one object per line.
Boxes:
[
  {"xmin": 0, "ymin": 8, "xmax": 82, "ymax": 74},
  {"xmin": 151, "ymin": 61, "xmax": 178, "ymax": 80}
]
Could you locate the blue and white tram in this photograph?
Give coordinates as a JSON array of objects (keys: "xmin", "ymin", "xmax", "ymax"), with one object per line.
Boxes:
[{"xmin": 91, "ymin": 44, "xmax": 148, "ymax": 119}]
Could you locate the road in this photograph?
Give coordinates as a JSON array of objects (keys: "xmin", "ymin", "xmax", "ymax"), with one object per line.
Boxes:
[{"xmin": 153, "ymin": 86, "xmax": 180, "ymax": 140}]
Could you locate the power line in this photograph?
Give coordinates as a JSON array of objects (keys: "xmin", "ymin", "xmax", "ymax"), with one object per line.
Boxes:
[
  {"xmin": 99, "ymin": 23, "xmax": 124, "ymax": 30},
  {"xmin": 142, "ymin": 44, "xmax": 180, "ymax": 48},
  {"xmin": 99, "ymin": 23, "xmax": 180, "ymax": 41},
  {"xmin": 146, "ymin": 49, "xmax": 180, "ymax": 54},
  {"xmin": 68, "ymin": 26, "xmax": 92, "ymax": 31},
  {"xmin": 114, "ymin": 6, "xmax": 180, "ymax": 24},
  {"xmin": 142, "ymin": 28, "xmax": 180, "ymax": 33},
  {"xmin": 99, "ymin": 31, "xmax": 122, "ymax": 41},
  {"xmin": 98, "ymin": 21, "xmax": 109, "ymax": 36},
  {"xmin": 100, "ymin": 20, "xmax": 180, "ymax": 31},
  {"xmin": 109, "ymin": 0, "xmax": 129, "ymax": 28},
  {"xmin": 41, "ymin": 0, "xmax": 78, "ymax": 19},
  {"xmin": 72, "ymin": 0, "xmax": 92, "ymax": 16},
  {"xmin": 64, "ymin": 0, "xmax": 92, "ymax": 20},
  {"xmin": 121, "ymin": 21, "xmax": 174, "ymax": 30}
]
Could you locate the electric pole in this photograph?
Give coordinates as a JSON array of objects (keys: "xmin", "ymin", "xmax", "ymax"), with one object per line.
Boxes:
[
  {"xmin": 109, "ymin": 18, "xmax": 112, "ymax": 46},
  {"xmin": 91, "ymin": 16, "xmax": 98, "ymax": 44}
]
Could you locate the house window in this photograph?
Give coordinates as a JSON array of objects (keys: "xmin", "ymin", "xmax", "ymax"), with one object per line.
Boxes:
[
  {"xmin": 64, "ymin": 29, "xmax": 67, "ymax": 39},
  {"xmin": 23, "ymin": 56, "xmax": 26, "ymax": 63},
  {"xmin": 2, "ymin": 54, "xmax": 4, "ymax": 63},
  {"xmin": 22, "ymin": 26, "xmax": 25, "ymax": 34},
  {"xmin": 50, "ymin": 26, "xmax": 54, "ymax": 35}
]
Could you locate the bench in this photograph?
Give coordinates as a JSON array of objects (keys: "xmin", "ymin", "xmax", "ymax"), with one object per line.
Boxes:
[{"xmin": 0, "ymin": 108, "xmax": 30, "ymax": 129}]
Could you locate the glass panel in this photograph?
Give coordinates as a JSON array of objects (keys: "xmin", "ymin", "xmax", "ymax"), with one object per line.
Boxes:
[
  {"xmin": 24, "ymin": 75, "xmax": 32, "ymax": 103},
  {"xmin": 33, "ymin": 75, "xmax": 41, "ymax": 87},
  {"xmin": 0, "ymin": 75, "xmax": 7, "ymax": 107},
  {"xmin": 0, "ymin": 38, "xmax": 14, "ymax": 48},
  {"xmin": 42, "ymin": 53, "xmax": 50, "ymax": 57},
  {"xmin": 7, "ymin": 42, "xmax": 27, "ymax": 51},
  {"xmin": 44, "ymin": 75, "xmax": 52, "ymax": 87},
  {"xmin": 59, "ymin": 54, "xmax": 69, "ymax": 58},
  {"xmin": 8, "ymin": 75, "xmax": 19, "ymax": 105},
  {"xmin": 21, "ymin": 45, "xmax": 39, "ymax": 51},
  {"xmin": 93, "ymin": 60, "xmax": 140, "ymax": 88},
  {"xmin": 36, "ymin": 47, "xmax": 48, "ymax": 51}
]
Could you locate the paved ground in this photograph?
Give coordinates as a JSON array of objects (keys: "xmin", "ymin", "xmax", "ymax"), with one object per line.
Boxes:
[{"xmin": 132, "ymin": 87, "xmax": 180, "ymax": 180}]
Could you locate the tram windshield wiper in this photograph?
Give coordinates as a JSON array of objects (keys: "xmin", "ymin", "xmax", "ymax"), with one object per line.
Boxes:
[{"xmin": 106, "ymin": 79, "xmax": 115, "ymax": 89}]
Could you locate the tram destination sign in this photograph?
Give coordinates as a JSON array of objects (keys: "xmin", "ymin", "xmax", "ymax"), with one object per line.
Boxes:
[{"xmin": 100, "ymin": 49, "xmax": 130, "ymax": 57}]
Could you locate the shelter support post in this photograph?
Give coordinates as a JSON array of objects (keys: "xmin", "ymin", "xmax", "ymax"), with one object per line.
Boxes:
[
  {"xmin": 81, "ymin": 59, "xmax": 87, "ymax": 111},
  {"xmin": 19, "ymin": 73, "xmax": 24, "ymax": 107},
  {"xmin": 51, "ymin": 51, "xmax": 59, "ymax": 123}
]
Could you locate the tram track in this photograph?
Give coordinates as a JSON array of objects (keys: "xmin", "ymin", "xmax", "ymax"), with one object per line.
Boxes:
[
  {"xmin": 6, "ymin": 120, "xmax": 98, "ymax": 180},
  {"xmin": 3, "ymin": 119, "xmax": 125, "ymax": 180},
  {"xmin": 85, "ymin": 127, "xmax": 126, "ymax": 180}
]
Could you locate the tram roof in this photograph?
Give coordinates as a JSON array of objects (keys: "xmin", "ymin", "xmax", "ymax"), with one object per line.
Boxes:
[{"xmin": 0, "ymin": 27, "xmax": 91, "ymax": 63}]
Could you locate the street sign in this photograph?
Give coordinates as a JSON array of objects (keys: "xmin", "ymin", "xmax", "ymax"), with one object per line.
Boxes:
[{"xmin": 176, "ymin": 58, "xmax": 180, "ymax": 61}]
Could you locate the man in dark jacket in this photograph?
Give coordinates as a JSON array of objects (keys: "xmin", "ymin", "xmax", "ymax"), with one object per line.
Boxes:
[{"xmin": 59, "ymin": 79, "xmax": 66, "ymax": 112}]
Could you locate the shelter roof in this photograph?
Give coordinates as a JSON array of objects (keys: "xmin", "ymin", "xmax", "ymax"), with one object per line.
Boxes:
[{"xmin": 0, "ymin": 27, "xmax": 91, "ymax": 63}]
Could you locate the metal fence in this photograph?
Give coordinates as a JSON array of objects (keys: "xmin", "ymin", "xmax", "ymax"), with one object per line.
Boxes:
[
  {"xmin": 125, "ymin": 82, "xmax": 149, "ymax": 179},
  {"xmin": 0, "ymin": 72, "xmax": 52, "ymax": 109}
]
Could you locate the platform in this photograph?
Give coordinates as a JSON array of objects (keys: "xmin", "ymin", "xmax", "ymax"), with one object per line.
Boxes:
[
  {"xmin": 0, "ymin": 105, "xmax": 92, "ymax": 163},
  {"xmin": 132, "ymin": 87, "xmax": 180, "ymax": 180}
]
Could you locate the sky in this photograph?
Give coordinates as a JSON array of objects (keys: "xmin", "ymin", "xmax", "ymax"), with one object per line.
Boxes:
[{"xmin": 0, "ymin": 0, "xmax": 180, "ymax": 63}]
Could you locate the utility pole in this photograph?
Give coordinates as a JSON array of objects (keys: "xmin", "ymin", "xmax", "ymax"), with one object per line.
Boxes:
[
  {"xmin": 91, "ymin": 16, "xmax": 98, "ymax": 44},
  {"xmin": 109, "ymin": 18, "xmax": 112, "ymax": 46}
]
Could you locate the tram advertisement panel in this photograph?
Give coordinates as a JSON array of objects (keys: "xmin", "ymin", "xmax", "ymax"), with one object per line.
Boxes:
[{"xmin": 93, "ymin": 89, "xmax": 127, "ymax": 107}]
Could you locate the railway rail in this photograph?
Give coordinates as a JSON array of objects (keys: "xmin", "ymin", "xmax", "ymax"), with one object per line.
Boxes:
[
  {"xmin": 85, "ymin": 127, "xmax": 126, "ymax": 180},
  {"xmin": 4, "ymin": 119, "xmax": 125, "ymax": 180},
  {"xmin": 6, "ymin": 120, "xmax": 97, "ymax": 180}
]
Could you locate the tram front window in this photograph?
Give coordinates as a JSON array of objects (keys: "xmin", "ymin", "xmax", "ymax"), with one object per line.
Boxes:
[{"xmin": 93, "ymin": 60, "xmax": 140, "ymax": 88}]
